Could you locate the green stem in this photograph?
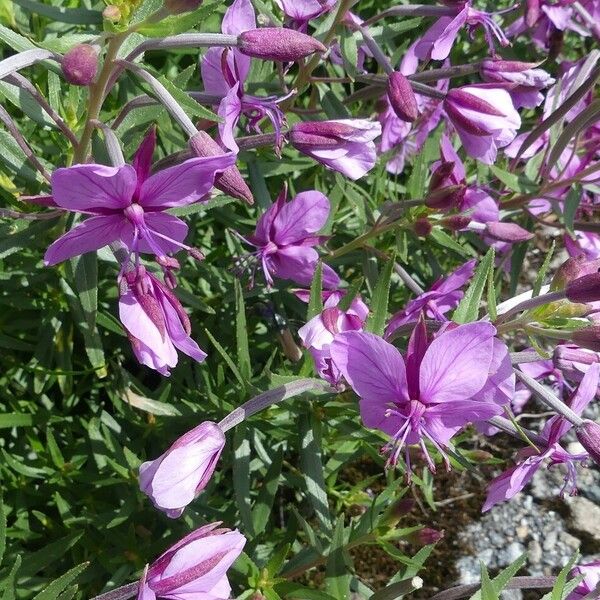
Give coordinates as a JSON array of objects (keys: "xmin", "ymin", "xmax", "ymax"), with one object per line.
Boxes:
[
  {"xmin": 328, "ymin": 220, "xmax": 405, "ymax": 260},
  {"xmin": 74, "ymin": 33, "xmax": 128, "ymax": 163}
]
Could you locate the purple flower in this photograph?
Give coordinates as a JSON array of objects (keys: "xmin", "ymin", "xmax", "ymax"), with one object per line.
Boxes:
[
  {"xmin": 483, "ymin": 362, "xmax": 600, "ymax": 512},
  {"xmin": 119, "ymin": 266, "xmax": 207, "ymax": 375},
  {"xmin": 139, "ymin": 421, "xmax": 225, "ymax": 518},
  {"xmin": 329, "ymin": 320, "xmax": 502, "ymax": 473},
  {"xmin": 443, "ymin": 85, "xmax": 521, "ymax": 165},
  {"xmin": 566, "ymin": 560, "xmax": 600, "ymax": 600},
  {"xmin": 480, "ymin": 59, "xmax": 554, "ymax": 108},
  {"xmin": 385, "ymin": 259, "xmax": 476, "ymax": 338},
  {"xmin": 288, "ymin": 119, "xmax": 382, "ymax": 180},
  {"xmin": 237, "ymin": 188, "xmax": 340, "ymax": 289},
  {"xmin": 298, "ymin": 291, "xmax": 369, "ymax": 386},
  {"xmin": 274, "ymin": 0, "xmax": 336, "ymax": 31},
  {"xmin": 414, "ymin": 1, "xmax": 510, "ymax": 61},
  {"xmin": 44, "ymin": 128, "xmax": 234, "ymax": 266},
  {"xmin": 138, "ymin": 522, "xmax": 246, "ymax": 600}
]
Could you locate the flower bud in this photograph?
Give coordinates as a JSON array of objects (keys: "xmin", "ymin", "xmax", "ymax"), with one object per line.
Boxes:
[
  {"xmin": 552, "ymin": 255, "xmax": 600, "ymax": 290},
  {"xmin": 189, "ymin": 132, "xmax": 254, "ymax": 205},
  {"xmin": 61, "ymin": 44, "xmax": 98, "ymax": 86},
  {"xmin": 576, "ymin": 420, "xmax": 600, "ymax": 467},
  {"xmin": 484, "ymin": 221, "xmax": 533, "ymax": 243},
  {"xmin": 102, "ymin": 5, "xmax": 121, "ymax": 21},
  {"xmin": 139, "ymin": 421, "xmax": 225, "ymax": 518},
  {"xmin": 408, "ymin": 527, "xmax": 444, "ymax": 546},
  {"xmin": 380, "ymin": 497, "xmax": 415, "ymax": 527},
  {"xmin": 164, "ymin": 0, "xmax": 202, "ymax": 14},
  {"xmin": 572, "ymin": 326, "xmax": 600, "ymax": 352},
  {"xmin": 413, "ymin": 218, "xmax": 432, "ymax": 237},
  {"xmin": 238, "ymin": 28, "xmax": 327, "ymax": 62},
  {"xmin": 566, "ymin": 273, "xmax": 600, "ymax": 303},
  {"xmin": 425, "ymin": 185, "xmax": 465, "ymax": 211},
  {"xmin": 442, "ymin": 215, "xmax": 471, "ymax": 231},
  {"xmin": 386, "ymin": 72, "xmax": 418, "ymax": 123}
]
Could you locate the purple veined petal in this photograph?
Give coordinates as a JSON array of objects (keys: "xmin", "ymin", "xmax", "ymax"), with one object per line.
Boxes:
[
  {"xmin": 405, "ymin": 317, "xmax": 429, "ymax": 399},
  {"xmin": 419, "ymin": 322, "xmax": 496, "ymax": 404},
  {"xmin": 174, "ymin": 574, "xmax": 231, "ymax": 599},
  {"xmin": 271, "ymin": 191, "xmax": 330, "ymax": 245},
  {"xmin": 452, "ymin": 126, "xmax": 498, "ymax": 165},
  {"xmin": 298, "ymin": 314, "xmax": 333, "ymax": 351},
  {"xmin": 268, "ymin": 245, "xmax": 340, "ymax": 289},
  {"xmin": 51, "ymin": 164, "xmax": 137, "ymax": 212},
  {"xmin": 482, "ymin": 455, "xmax": 544, "ymax": 512},
  {"xmin": 201, "ymin": 47, "xmax": 232, "ymax": 97},
  {"xmin": 434, "ymin": 259, "xmax": 477, "ymax": 294},
  {"xmin": 253, "ymin": 195, "xmax": 283, "ymax": 246},
  {"xmin": 137, "ymin": 582, "xmax": 157, "ymax": 600},
  {"xmin": 222, "ymin": 0, "xmax": 256, "ymax": 35},
  {"xmin": 427, "ymin": 399, "xmax": 503, "ymax": 442},
  {"xmin": 133, "ymin": 127, "xmax": 156, "ymax": 188},
  {"xmin": 329, "ymin": 331, "xmax": 409, "ymax": 414},
  {"xmin": 123, "ymin": 212, "xmax": 188, "ymax": 256},
  {"xmin": 218, "ymin": 83, "xmax": 243, "ymax": 153},
  {"xmin": 138, "ymin": 155, "xmax": 235, "ymax": 209},
  {"xmin": 461, "ymin": 188, "xmax": 499, "ymax": 223},
  {"xmin": 471, "ymin": 338, "xmax": 515, "ymax": 408},
  {"xmin": 309, "ymin": 142, "xmax": 378, "ymax": 180},
  {"xmin": 44, "ymin": 214, "xmax": 125, "ymax": 266},
  {"xmin": 431, "ymin": 10, "xmax": 469, "ymax": 61},
  {"xmin": 439, "ymin": 133, "xmax": 466, "ymax": 182},
  {"xmin": 399, "ymin": 41, "xmax": 419, "ymax": 77}
]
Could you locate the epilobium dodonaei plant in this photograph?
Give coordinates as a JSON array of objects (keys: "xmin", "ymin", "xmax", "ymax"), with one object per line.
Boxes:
[{"xmin": 1, "ymin": 0, "xmax": 600, "ymax": 598}]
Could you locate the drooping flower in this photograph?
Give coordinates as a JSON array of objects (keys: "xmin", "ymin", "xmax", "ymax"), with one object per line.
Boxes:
[
  {"xmin": 414, "ymin": 1, "xmax": 511, "ymax": 61},
  {"xmin": 385, "ymin": 259, "xmax": 476, "ymax": 338},
  {"xmin": 139, "ymin": 421, "xmax": 225, "ymax": 518},
  {"xmin": 566, "ymin": 560, "xmax": 600, "ymax": 600},
  {"xmin": 329, "ymin": 320, "xmax": 502, "ymax": 473},
  {"xmin": 483, "ymin": 362, "xmax": 600, "ymax": 512},
  {"xmin": 443, "ymin": 85, "xmax": 521, "ymax": 164},
  {"xmin": 298, "ymin": 291, "xmax": 369, "ymax": 386},
  {"xmin": 236, "ymin": 188, "xmax": 340, "ymax": 289},
  {"xmin": 119, "ymin": 266, "xmax": 207, "ymax": 376},
  {"xmin": 288, "ymin": 119, "xmax": 382, "ymax": 180},
  {"xmin": 44, "ymin": 128, "xmax": 234, "ymax": 266},
  {"xmin": 137, "ymin": 523, "xmax": 246, "ymax": 600}
]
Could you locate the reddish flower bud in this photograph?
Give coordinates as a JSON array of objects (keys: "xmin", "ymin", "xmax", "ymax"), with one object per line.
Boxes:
[
  {"xmin": 553, "ymin": 255, "xmax": 600, "ymax": 291},
  {"xmin": 425, "ymin": 185, "xmax": 465, "ymax": 211},
  {"xmin": 238, "ymin": 28, "xmax": 327, "ymax": 62},
  {"xmin": 409, "ymin": 527, "xmax": 444, "ymax": 546},
  {"xmin": 566, "ymin": 273, "xmax": 600, "ymax": 304},
  {"xmin": 572, "ymin": 326, "xmax": 600, "ymax": 352},
  {"xmin": 386, "ymin": 72, "xmax": 418, "ymax": 123},
  {"xmin": 414, "ymin": 218, "xmax": 432, "ymax": 237},
  {"xmin": 164, "ymin": 0, "xmax": 202, "ymax": 14},
  {"xmin": 484, "ymin": 221, "xmax": 533, "ymax": 243},
  {"xmin": 189, "ymin": 132, "xmax": 254, "ymax": 205},
  {"xmin": 576, "ymin": 420, "xmax": 600, "ymax": 467},
  {"xmin": 443, "ymin": 215, "xmax": 471, "ymax": 231},
  {"xmin": 62, "ymin": 44, "xmax": 98, "ymax": 86}
]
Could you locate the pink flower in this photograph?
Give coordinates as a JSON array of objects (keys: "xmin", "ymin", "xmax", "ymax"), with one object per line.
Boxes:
[
  {"xmin": 237, "ymin": 188, "xmax": 340, "ymax": 289},
  {"xmin": 483, "ymin": 362, "xmax": 600, "ymax": 512},
  {"xmin": 298, "ymin": 291, "xmax": 369, "ymax": 386},
  {"xmin": 139, "ymin": 421, "xmax": 225, "ymax": 518},
  {"xmin": 138, "ymin": 523, "xmax": 246, "ymax": 600},
  {"xmin": 330, "ymin": 320, "xmax": 503, "ymax": 473},
  {"xmin": 289, "ymin": 119, "xmax": 382, "ymax": 180},
  {"xmin": 443, "ymin": 85, "xmax": 521, "ymax": 164},
  {"xmin": 566, "ymin": 560, "xmax": 600, "ymax": 599},
  {"xmin": 119, "ymin": 266, "xmax": 207, "ymax": 375},
  {"xmin": 44, "ymin": 128, "xmax": 234, "ymax": 266},
  {"xmin": 274, "ymin": 0, "xmax": 336, "ymax": 31}
]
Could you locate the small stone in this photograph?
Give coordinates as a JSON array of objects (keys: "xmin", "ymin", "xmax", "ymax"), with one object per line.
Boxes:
[
  {"xmin": 516, "ymin": 525, "xmax": 529, "ymax": 540},
  {"xmin": 528, "ymin": 540, "xmax": 543, "ymax": 565},
  {"xmin": 568, "ymin": 496, "xmax": 600, "ymax": 540},
  {"xmin": 543, "ymin": 529, "xmax": 557, "ymax": 551}
]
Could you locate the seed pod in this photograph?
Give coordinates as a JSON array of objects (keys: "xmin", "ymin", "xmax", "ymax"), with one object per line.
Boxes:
[{"xmin": 238, "ymin": 28, "xmax": 327, "ymax": 62}]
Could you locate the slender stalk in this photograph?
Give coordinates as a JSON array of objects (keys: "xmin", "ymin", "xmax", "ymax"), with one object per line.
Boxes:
[
  {"xmin": 91, "ymin": 582, "xmax": 139, "ymax": 600},
  {"xmin": 430, "ymin": 576, "xmax": 556, "ymax": 600},
  {"xmin": 494, "ymin": 289, "xmax": 566, "ymax": 325},
  {"xmin": 363, "ymin": 4, "xmax": 458, "ymax": 27},
  {"xmin": 510, "ymin": 350, "xmax": 546, "ymax": 364},
  {"xmin": 358, "ymin": 26, "xmax": 394, "ymax": 75},
  {"xmin": 355, "ymin": 74, "xmax": 446, "ymax": 99},
  {"xmin": 74, "ymin": 33, "xmax": 127, "ymax": 163}
]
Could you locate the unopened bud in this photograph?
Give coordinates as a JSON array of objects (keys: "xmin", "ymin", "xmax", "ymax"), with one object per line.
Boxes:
[
  {"xmin": 413, "ymin": 218, "xmax": 432, "ymax": 237},
  {"xmin": 426, "ymin": 183, "xmax": 465, "ymax": 211},
  {"xmin": 553, "ymin": 255, "xmax": 600, "ymax": 291},
  {"xmin": 380, "ymin": 497, "xmax": 415, "ymax": 527},
  {"xmin": 189, "ymin": 132, "xmax": 254, "ymax": 205},
  {"xmin": 164, "ymin": 0, "xmax": 202, "ymax": 14},
  {"xmin": 62, "ymin": 44, "xmax": 98, "ymax": 86},
  {"xmin": 575, "ymin": 420, "xmax": 600, "ymax": 467},
  {"xmin": 102, "ymin": 5, "xmax": 121, "ymax": 21},
  {"xmin": 572, "ymin": 326, "xmax": 600, "ymax": 352},
  {"xmin": 238, "ymin": 28, "xmax": 327, "ymax": 62},
  {"xmin": 189, "ymin": 247, "xmax": 205, "ymax": 261},
  {"xmin": 485, "ymin": 221, "xmax": 533, "ymax": 243},
  {"xmin": 409, "ymin": 527, "xmax": 444, "ymax": 546},
  {"xmin": 443, "ymin": 215, "xmax": 470, "ymax": 231},
  {"xmin": 387, "ymin": 72, "xmax": 418, "ymax": 122},
  {"xmin": 565, "ymin": 273, "xmax": 600, "ymax": 304}
]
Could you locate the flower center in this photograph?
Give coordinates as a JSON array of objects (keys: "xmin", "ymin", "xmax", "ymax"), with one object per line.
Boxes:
[{"xmin": 124, "ymin": 203, "xmax": 145, "ymax": 226}]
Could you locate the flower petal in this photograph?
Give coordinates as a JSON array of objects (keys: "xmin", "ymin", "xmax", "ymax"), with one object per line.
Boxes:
[
  {"xmin": 268, "ymin": 246, "xmax": 340, "ymax": 289},
  {"xmin": 272, "ymin": 191, "xmax": 330, "ymax": 245}
]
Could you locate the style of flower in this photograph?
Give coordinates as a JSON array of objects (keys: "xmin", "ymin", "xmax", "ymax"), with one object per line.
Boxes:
[
  {"xmin": 414, "ymin": 1, "xmax": 511, "ymax": 61},
  {"xmin": 137, "ymin": 523, "xmax": 246, "ymax": 600},
  {"xmin": 236, "ymin": 188, "xmax": 340, "ymax": 289},
  {"xmin": 298, "ymin": 291, "xmax": 369, "ymax": 386},
  {"xmin": 44, "ymin": 128, "xmax": 234, "ymax": 266},
  {"xmin": 119, "ymin": 266, "xmax": 207, "ymax": 376},
  {"xmin": 288, "ymin": 119, "xmax": 382, "ymax": 180},
  {"xmin": 483, "ymin": 362, "xmax": 600, "ymax": 512},
  {"xmin": 139, "ymin": 421, "xmax": 225, "ymax": 518},
  {"xmin": 385, "ymin": 259, "xmax": 476, "ymax": 338},
  {"xmin": 329, "ymin": 320, "xmax": 503, "ymax": 473},
  {"xmin": 443, "ymin": 84, "xmax": 521, "ymax": 165}
]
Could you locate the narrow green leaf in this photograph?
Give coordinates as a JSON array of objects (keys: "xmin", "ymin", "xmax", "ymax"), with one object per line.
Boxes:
[
  {"xmin": 469, "ymin": 553, "xmax": 528, "ymax": 600},
  {"xmin": 155, "ymin": 75, "xmax": 219, "ymax": 122},
  {"xmin": 13, "ymin": 0, "xmax": 102, "ymax": 23},
  {"xmin": 137, "ymin": 1, "xmax": 220, "ymax": 36},
  {"xmin": 0, "ymin": 495, "xmax": 5, "ymax": 567},
  {"xmin": 0, "ymin": 23, "xmax": 36, "ymax": 51},
  {"xmin": 235, "ymin": 279, "xmax": 252, "ymax": 381},
  {"xmin": 325, "ymin": 517, "xmax": 350, "ymax": 600},
  {"xmin": 562, "ymin": 187, "xmax": 581, "ymax": 237},
  {"xmin": 0, "ymin": 413, "xmax": 33, "ymax": 428},
  {"xmin": 532, "ymin": 240, "xmax": 555, "ymax": 297},
  {"xmin": 487, "ymin": 264, "xmax": 497, "ymax": 322},
  {"xmin": 252, "ymin": 447, "xmax": 283, "ymax": 533},
  {"xmin": 32, "ymin": 562, "xmax": 89, "ymax": 600},
  {"xmin": 550, "ymin": 552, "xmax": 580, "ymax": 600},
  {"xmin": 366, "ymin": 252, "xmax": 395, "ymax": 336},
  {"xmin": 307, "ymin": 261, "xmax": 324, "ymax": 320},
  {"xmin": 204, "ymin": 328, "xmax": 247, "ymax": 388},
  {"xmin": 337, "ymin": 277, "xmax": 364, "ymax": 312},
  {"xmin": 430, "ymin": 228, "xmax": 474, "ymax": 258},
  {"xmin": 475, "ymin": 562, "xmax": 498, "ymax": 600},
  {"xmin": 233, "ymin": 424, "xmax": 255, "ymax": 537},
  {"xmin": 453, "ymin": 248, "xmax": 495, "ymax": 324},
  {"xmin": 1, "ymin": 555, "xmax": 21, "ymax": 600}
]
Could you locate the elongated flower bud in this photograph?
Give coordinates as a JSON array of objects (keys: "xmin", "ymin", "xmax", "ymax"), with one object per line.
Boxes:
[
  {"xmin": 387, "ymin": 72, "xmax": 419, "ymax": 122},
  {"xmin": 552, "ymin": 255, "xmax": 600, "ymax": 291},
  {"xmin": 408, "ymin": 527, "xmax": 444, "ymax": 546},
  {"xmin": 572, "ymin": 326, "xmax": 600, "ymax": 352},
  {"xmin": 164, "ymin": 0, "xmax": 202, "ymax": 14},
  {"xmin": 485, "ymin": 221, "xmax": 533, "ymax": 243},
  {"xmin": 576, "ymin": 420, "xmax": 600, "ymax": 467},
  {"xmin": 238, "ymin": 28, "xmax": 327, "ymax": 61},
  {"xmin": 189, "ymin": 132, "xmax": 254, "ymax": 205},
  {"xmin": 414, "ymin": 218, "xmax": 432, "ymax": 237},
  {"xmin": 426, "ymin": 162, "xmax": 465, "ymax": 210},
  {"xmin": 62, "ymin": 44, "xmax": 98, "ymax": 86},
  {"xmin": 566, "ymin": 273, "xmax": 600, "ymax": 303}
]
